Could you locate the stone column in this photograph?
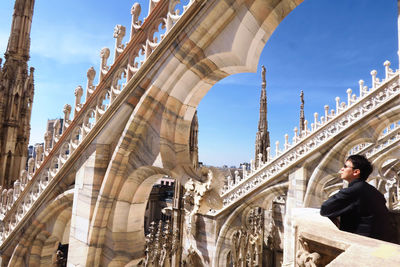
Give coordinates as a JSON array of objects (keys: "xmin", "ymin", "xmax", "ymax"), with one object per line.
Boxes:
[
  {"xmin": 67, "ymin": 143, "xmax": 110, "ymax": 266},
  {"xmin": 282, "ymin": 166, "xmax": 307, "ymax": 267}
]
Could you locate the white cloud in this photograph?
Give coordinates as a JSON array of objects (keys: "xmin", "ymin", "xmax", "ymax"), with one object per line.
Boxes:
[{"xmin": 30, "ymin": 25, "xmax": 113, "ymax": 65}]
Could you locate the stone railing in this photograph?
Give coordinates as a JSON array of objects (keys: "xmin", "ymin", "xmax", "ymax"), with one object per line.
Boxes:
[
  {"xmin": 218, "ymin": 62, "xmax": 400, "ymax": 212},
  {"xmin": 292, "ymin": 208, "xmax": 400, "ymax": 267},
  {"xmin": 0, "ymin": 0, "xmax": 196, "ymax": 245},
  {"xmin": 366, "ymin": 121, "xmax": 400, "ymax": 159},
  {"xmin": 346, "ymin": 120, "xmax": 400, "ymax": 157}
]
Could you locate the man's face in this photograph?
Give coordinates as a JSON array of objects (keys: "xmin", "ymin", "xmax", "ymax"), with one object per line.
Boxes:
[{"xmin": 339, "ymin": 160, "xmax": 359, "ymax": 182}]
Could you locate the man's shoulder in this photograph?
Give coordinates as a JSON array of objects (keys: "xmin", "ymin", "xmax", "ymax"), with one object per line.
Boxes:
[
  {"xmin": 342, "ymin": 179, "xmax": 365, "ymax": 194},
  {"xmin": 348, "ymin": 179, "xmax": 384, "ymax": 196},
  {"xmin": 348, "ymin": 179, "xmax": 367, "ymax": 188}
]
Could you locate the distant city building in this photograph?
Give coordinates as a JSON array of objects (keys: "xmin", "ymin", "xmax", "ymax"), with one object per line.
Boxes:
[{"xmin": 144, "ymin": 177, "xmax": 175, "ymax": 233}]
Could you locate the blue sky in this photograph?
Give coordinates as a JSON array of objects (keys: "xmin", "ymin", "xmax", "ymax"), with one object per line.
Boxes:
[{"xmin": 0, "ymin": 0, "xmax": 398, "ymax": 167}]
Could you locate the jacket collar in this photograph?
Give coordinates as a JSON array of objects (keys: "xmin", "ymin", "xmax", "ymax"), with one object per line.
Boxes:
[{"xmin": 348, "ymin": 178, "xmax": 363, "ymax": 187}]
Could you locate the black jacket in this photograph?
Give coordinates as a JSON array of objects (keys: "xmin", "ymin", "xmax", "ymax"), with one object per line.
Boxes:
[{"xmin": 320, "ymin": 179, "xmax": 393, "ymax": 242}]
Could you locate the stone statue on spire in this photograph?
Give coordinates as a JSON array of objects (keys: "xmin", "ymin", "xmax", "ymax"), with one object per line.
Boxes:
[
  {"xmin": 0, "ymin": 0, "xmax": 36, "ymax": 188},
  {"xmin": 255, "ymin": 66, "xmax": 270, "ymax": 166}
]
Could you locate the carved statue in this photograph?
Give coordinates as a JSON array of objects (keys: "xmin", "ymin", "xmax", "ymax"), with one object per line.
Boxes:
[
  {"xmin": 183, "ymin": 171, "xmax": 214, "ymax": 235},
  {"xmin": 296, "ymin": 236, "xmax": 321, "ymax": 267},
  {"xmin": 385, "ymin": 177, "xmax": 399, "ymax": 210},
  {"xmin": 261, "ymin": 65, "xmax": 266, "ymax": 85}
]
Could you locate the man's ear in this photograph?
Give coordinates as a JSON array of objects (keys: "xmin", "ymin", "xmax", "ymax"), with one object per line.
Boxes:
[{"xmin": 353, "ymin": 169, "xmax": 361, "ymax": 177}]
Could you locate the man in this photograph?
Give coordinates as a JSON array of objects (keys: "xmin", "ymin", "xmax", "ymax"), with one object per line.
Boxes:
[{"xmin": 320, "ymin": 155, "xmax": 393, "ymax": 242}]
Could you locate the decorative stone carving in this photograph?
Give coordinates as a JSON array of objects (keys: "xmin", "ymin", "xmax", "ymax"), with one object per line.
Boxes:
[
  {"xmin": 385, "ymin": 177, "xmax": 399, "ymax": 210},
  {"xmin": 230, "ymin": 207, "xmax": 264, "ymax": 267},
  {"xmin": 86, "ymin": 66, "xmax": 96, "ymax": 99},
  {"xmin": 130, "ymin": 2, "xmax": 142, "ymax": 39},
  {"xmin": 74, "ymin": 85, "xmax": 84, "ymax": 117},
  {"xmin": 182, "ymin": 246, "xmax": 203, "ymax": 267},
  {"xmin": 53, "ymin": 119, "xmax": 61, "ymax": 141},
  {"xmin": 63, "ymin": 104, "xmax": 71, "ymax": 131},
  {"xmin": 255, "ymin": 65, "xmax": 270, "ymax": 167},
  {"xmin": 27, "ymin": 158, "xmax": 34, "ymax": 176},
  {"xmin": 183, "ymin": 171, "xmax": 213, "ymax": 235},
  {"xmin": 35, "ymin": 143, "xmax": 43, "ymax": 168},
  {"xmin": 6, "ymin": 189, "xmax": 14, "ymax": 210},
  {"xmin": 296, "ymin": 236, "xmax": 321, "ymax": 267},
  {"xmin": 44, "ymin": 131, "xmax": 52, "ymax": 152},
  {"xmin": 1, "ymin": 189, "xmax": 6, "ymax": 213},
  {"xmin": 99, "ymin": 47, "xmax": 110, "ymax": 81},
  {"xmin": 13, "ymin": 180, "xmax": 21, "ymax": 201},
  {"xmin": 143, "ymin": 220, "xmax": 179, "ymax": 267},
  {"xmin": 189, "ymin": 111, "xmax": 199, "ymax": 170},
  {"xmin": 0, "ymin": 0, "xmax": 35, "ymax": 188},
  {"xmin": 113, "ymin": 25, "xmax": 126, "ymax": 61}
]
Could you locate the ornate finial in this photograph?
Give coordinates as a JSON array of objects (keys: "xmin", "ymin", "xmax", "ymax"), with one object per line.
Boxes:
[
  {"xmin": 99, "ymin": 48, "xmax": 110, "ymax": 81},
  {"xmin": 74, "ymin": 86, "xmax": 83, "ymax": 97},
  {"xmin": 63, "ymin": 104, "xmax": 71, "ymax": 115},
  {"xmin": 130, "ymin": 3, "xmax": 142, "ymax": 39},
  {"xmin": 87, "ymin": 66, "xmax": 96, "ymax": 82},
  {"xmin": 113, "ymin": 25, "xmax": 126, "ymax": 61},
  {"xmin": 100, "ymin": 47, "xmax": 110, "ymax": 59}
]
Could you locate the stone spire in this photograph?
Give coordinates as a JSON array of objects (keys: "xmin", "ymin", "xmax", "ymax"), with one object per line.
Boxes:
[
  {"xmin": 255, "ymin": 66, "xmax": 270, "ymax": 165},
  {"xmin": 0, "ymin": 0, "xmax": 35, "ymax": 188},
  {"xmin": 299, "ymin": 90, "xmax": 305, "ymax": 136},
  {"xmin": 189, "ymin": 111, "xmax": 199, "ymax": 169}
]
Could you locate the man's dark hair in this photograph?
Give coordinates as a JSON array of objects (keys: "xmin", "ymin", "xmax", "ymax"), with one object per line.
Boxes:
[{"xmin": 346, "ymin": 155, "xmax": 373, "ymax": 181}]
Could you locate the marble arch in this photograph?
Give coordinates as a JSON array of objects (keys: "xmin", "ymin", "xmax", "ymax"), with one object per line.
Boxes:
[
  {"xmin": 99, "ymin": 166, "xmax": 172, "ymax": 265},
  {"xmin": 8, "ymin": 190, "xmax": 73, "ymax": 266},
  {"xmin": 85, "ymin": 0, "xmax": 303, "ymax": 265}
]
